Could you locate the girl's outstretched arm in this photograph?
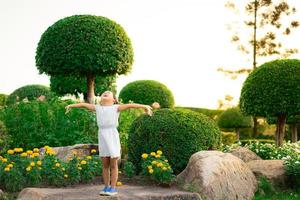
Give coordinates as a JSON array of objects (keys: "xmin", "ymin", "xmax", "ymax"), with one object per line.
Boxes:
[
  {"xmin": 65, "ymin": 103, "xmax": 96, "ymax": 113},
  {"xmin": 118, "ymin": 103, "xmax": 152, "ymax": 115}
]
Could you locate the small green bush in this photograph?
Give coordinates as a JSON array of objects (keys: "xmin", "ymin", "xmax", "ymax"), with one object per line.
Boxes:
[
  {"xmin": 0, "ymin": 94, "xmax": 7, "ymax": 107},
  {"xmin": 3, "ymin": 98, "xmax": 97, "ymax": 149},
  {"xmin": 128, "ymin": 108, "xmax": 221, "ymax": 174},
  {"xmin": 179, "ymin": 107, "xmax": 223, "ymax": 120},
  {"xmin": 221, "ymin": 132, "xmax": 236, "ymax": 145},
  {"xmin": 119, "ymin": 80, "xmax": 175, "ymax": 108},
  {"xmin": 6, "ymin": 85, "xmax": 53, "ymax": 105}
]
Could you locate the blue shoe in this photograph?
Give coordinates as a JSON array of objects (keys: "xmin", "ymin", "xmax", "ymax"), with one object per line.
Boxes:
[
  {"xmin": 99, "ymin": 186, "xmax": 110, "ymax": 196},
  {"xmin": 106, "ymin": 187, "xmax": 118, "ymax": 196}
]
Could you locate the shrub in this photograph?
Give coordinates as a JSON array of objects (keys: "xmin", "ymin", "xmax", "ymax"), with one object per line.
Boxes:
[
  {"xmin": 124, "ymin": 161, "xmax": 135, "ymax": 178},
  {"xmin": 0, "ymin": 94, "xmax": 7, "ymax": 107},
  {"xmin": 6, "ymin": 85, "xmax": 53, "ymax": 105},
  {"xmin": 179, "ymin": 107, "xmax": 223, "ymax": 120},
  {"xmin": 140, "ymin": 150, "xmax": 174, "ymax": 185},
  {"xmin": 3, "ymin": 98, "xmax": 97, "ymax": 149},
  {"xmin": 119, "ymin": 80, "xmax": 175, "ymax": 108},
  {"xmin": 221, "ymin": 132, "xmax": 237, "ymax": 145},
  {"xmin": 128, "ymin": 108, "xmax": 221, "ymax": 174}
]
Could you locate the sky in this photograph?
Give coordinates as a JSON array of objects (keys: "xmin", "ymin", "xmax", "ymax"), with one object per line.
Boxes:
[{"xmin": 1, "ymin": 0, "xmax": 300, "ymax": 109}]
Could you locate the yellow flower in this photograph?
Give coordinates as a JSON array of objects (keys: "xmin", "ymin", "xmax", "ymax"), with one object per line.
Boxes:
[
  {"xmin": 80, "ymin": 160, "xmax": 87, "ymax": 165},
  {"xmin": 150, "ymin": 152, "xmax": 156, "ymax": 156},
  {"xmin": 156, "ymin": 150, "xmax": 163, "ymax": 155},
  {"xmin": 67, "ymin": 157, "xmax": 73, "ymax": 161},
  {"xmin": 116, "ymin": 181, "xmax": 123, "ymax": 186},
  {"xmin": 37, "ymin": 161, "xmax": 42, "ymax": 166},
  {"xmin": 33, "ymin": 153, "xmax": 40, "ymax": 157},
  {"xmin": 156, "ymin": 162, "xmax": 163, "ymax": 167},
  {"xmin": 26, "ymin": 166, "xmax": 32, "ymax": 172},
  {"xmin": 4, "ymin": 167, "xmax": 10, "ymax": 172},
  {"xmin": 30, "ymin": 162, "xmax": 35, "ymax": 167},
  {"xmin": 44, "ymin": 145, "xmax": 50, "ymax": 150},
  {"xmin": 141, "ymin": 153, "xmax": 148, "ymax": 159},
  {"xmin": 162, "ymin": 167, "xmax": 167, "ymax": 171},
  {"xmin": 151, "ymin": 160, "xmax": 157, "ymax": 165},
  {"xmin": 62, "ymin": 167, "xmax": 65, "ymax": 171},
  {"xmin": 55, "ymin": 163, "xmax": 61, "ymax": 167},
  {"xmin": 26, "ymin": 150, "xmax": 33, "ymax": 155},
  {"xmin": 78, "ymin": 167, "xmax": 82, "ymax": 170},
  {"xmin": 148, "ymin": 169, "xmax": 154, "ymax": 174},
  {"xmin": 164, "ymin": 160, "xmax": 168, "ymax": 162},
  {"xmin": 155, "ymin": 154, "xmax": 161, "ymax": 158},
  {"xmin": 2, "ymin": 158, "xmax": 8, "ymax": 163},
  {"xmin": 168, "ymin": 166, "xmax": 171, "ymax": 170},
  {"xmin": 147, "ymin": 165, "xmax": 153, "ymax": 170},
  {"xmin": 87, "ymin": 156, "xmax": 92, "ymax": 160},
  {"xmin": 14, "ymin": 148, "xmax": 23, "ymax": 153},
  {"xmin": 64, "ymin": 174, "xmax": 68, "ymax": 178},
  {"xmin": 33, "ymin": 148, "xmax": 39, "ymax": 153},
  {"xmin": 91, "ymin": 149, "xmax": 97, "ymax": 154},
  {"xmin": 7, "ymin": 150, "xmax": 14, "ymax": 155},
  {"xmin": 7, "ymin": 164, "xmax": 13, "ymax": 168},
  {"xmin": 72, "ymin": 150, "xmax": 78, "ymax": 155},
  {"xmin": 21, "ymin": 152, "xmax": 28, "ymax": 157}
]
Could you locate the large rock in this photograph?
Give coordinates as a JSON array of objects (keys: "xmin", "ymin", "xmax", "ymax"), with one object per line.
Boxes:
[
  {"xmin": 247, "ymin": 160, "xmax": 287, "ymax": 187},
  {"xmin": 18, "ymin": 184, "xmax": 201, "ymax": 200},
  {"xmin": 177, "ymin": 151, "xmax": 257, "ymax": 200},
  {"xmin": 40, "ymin": 144, "xmax": 98, "ymax": 161},
  {"xmin": 229, "ymin": 147, "xmax": 262, "ymax": 162}
]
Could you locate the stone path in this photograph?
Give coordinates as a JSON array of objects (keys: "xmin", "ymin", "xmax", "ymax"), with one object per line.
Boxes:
[{"xmin": 17, "ymin": 184, "xmax": 201, "ymax": 200}]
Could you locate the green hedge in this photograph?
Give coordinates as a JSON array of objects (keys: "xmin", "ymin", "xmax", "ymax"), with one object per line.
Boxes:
[
  {"xmin": 3, "ymin": 98, "xmax": 97, "ymax": 149},
  {"xmin": 119, "ymin": 80, "xmax": 175, "ymax": 108},
  {"xmin": 6, "ymin": 85, "xmax": 53, "ymax": 105},
  {"xmin": 0, "ymin": 94, "xmax": 7, "ymax": 106},
  {"xmin": 179, "ymin": 107, "xmax": 223, "ymax": 120},
  {"xmin": 128, "ymin": 108, "xmax": 221, "ymax": 174}
]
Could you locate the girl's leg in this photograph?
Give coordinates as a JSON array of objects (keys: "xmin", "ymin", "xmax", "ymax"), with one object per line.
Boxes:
[
  {"xmin": 101, "ymin": 157, "xmax": 110, "ymax": 187},
  {"xmin": 110, "ymin": 157, "xmax": 119, "ymax": 188}
]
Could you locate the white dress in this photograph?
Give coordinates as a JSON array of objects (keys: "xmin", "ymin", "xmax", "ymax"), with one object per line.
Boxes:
[{"xmin": 95, "ymin": 104, "xmax": 121, "ymax": 158}]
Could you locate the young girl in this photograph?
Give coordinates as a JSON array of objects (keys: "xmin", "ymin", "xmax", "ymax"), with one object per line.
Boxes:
[{"xmin": 65, "ymin": 91, "xmax": 152, "ymax": 196}]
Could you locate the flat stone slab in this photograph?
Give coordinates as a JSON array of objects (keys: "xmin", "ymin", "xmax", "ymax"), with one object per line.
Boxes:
[{"xmin": 18, "ymin": 184, "xmax": 201, "ymax": 200}]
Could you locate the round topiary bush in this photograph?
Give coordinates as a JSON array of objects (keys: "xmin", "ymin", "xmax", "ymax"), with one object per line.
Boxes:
[
  {"xmin": 119, "ymin": 80, "xmax": 175, "ymax": 108},
  {"xmin": 6, "ymin": 84, "xmax": 53, "ymax": 105},
  {"xmin": 0, "ymin": 94, "xmax": 7, "ymax": 107},
  {"xmin": 128, "ymin": 108, "xmax": 221, "ymax": 174}
]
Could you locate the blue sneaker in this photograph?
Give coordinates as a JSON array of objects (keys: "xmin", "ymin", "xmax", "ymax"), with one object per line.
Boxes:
[
  {"xmin": 99, "ymin": 186, "xmax": 110, "ymax": 196},
  {"xmin": 106, "ymin": 187, "xmax": 118, "ymax": 196}
]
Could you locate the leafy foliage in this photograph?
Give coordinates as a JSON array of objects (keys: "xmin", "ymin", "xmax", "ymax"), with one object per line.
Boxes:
[
  {"xmin": 0, "ymin": 94, "xmax": 7, "ymax": 107},
  {"xmin": 6, "ymin": 85, "xmax": 53, "ymax": 105},
  {"xmin": 217, "ymin": 107, "xmax": 252, "ymax": 129},
  {"xmin": 119, "ymin": 80, "xmax": 174, "ymax": 108},
  {"xmin": 128, "ymin": 108, "xmax": 221, "ymax": 174},
  {"xmin": 36, "ymin": 15, "xmax": 133, "ymax": 77}
]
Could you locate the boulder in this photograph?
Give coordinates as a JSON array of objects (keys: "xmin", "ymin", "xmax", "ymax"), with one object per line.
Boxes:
[
  {"xmin": 247, "ymin": 160, "xmax": 287, "ymax": 187},
  {"xmin": 229, "ymin": 147, "xmax": 262, "ymax": 162},
  {"xmin": 177, "ymin": 151, "xmax": 257, "ymax": 200},
  {"xmin": 40, "ymin": 144, "xmax": 98, "ymax": 161}
]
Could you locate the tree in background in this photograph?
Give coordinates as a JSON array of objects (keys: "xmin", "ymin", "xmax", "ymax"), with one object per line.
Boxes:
[
  {"xmin": 119, "ymin": 80, "xmax": 175, "ymax": 108},
  {"xmin": 0, "ymin": 94, "xmax": 7, "ymax": 107},
  {"xmin": 6, "ymin": 85, "xmax": 52, "ymax": 105},
  {"xmin": 50, "ymin": 75, "xmax": 116, "ymax": 101},
  {"xmin": 217, "ymin": 107, "xmax": 252, "ymax": 140},
  {"xmin": 36, "ymin": 15, "xmax": 134, "ymax": 104},
  {"xmin": 240, "ymin": 59, "xmax": 300, "ymax": 146}
]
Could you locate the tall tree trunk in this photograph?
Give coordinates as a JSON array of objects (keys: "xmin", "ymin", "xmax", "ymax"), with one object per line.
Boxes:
[
  {"xmin": 275, "ymin": 115, "xmax": 286, "ymax": 146},
  {"xmin": 253, "ymin": 116, "xmax": 258, "ymax": 138},
  {"xmin": 87, "ymin": 73, "xmax": 95, "ymax": 104},
  {"xmin": 235, "ymin": 128, "xmax": 240, "ymax": 141},
  {"xmin": 291, "ymin": 124, "xmax": 298, "ymax": 143},
  {"xmin": 252, "ymin": 1, "xmax": 258, "ymax": 138}
]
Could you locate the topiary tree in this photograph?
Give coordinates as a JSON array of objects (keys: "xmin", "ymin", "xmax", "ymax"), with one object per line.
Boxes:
[
  {"xmin": 128, "ymin": 108, "xmax": 221, "ymax": 174},
  {"xmin": 217, "ymin": 107, "xmax": 252, "ymax": 140},
  {"xmin": 50, "ymin": 75, "xmax": 116, "ymax": 100},
  {"xmin": 119, "ymin": 80, "xmax": 175, "ymax": 108},
  {"xmin": 0, "ymin": 94, "xmax": 7, "ymax": 107},
  {"xmin": 6, "ymin": 85, "xmax": 52, "ymax": 105},
  {"xmin": 36, "ymin": 15, "xmax": 133, "ymax": 104},
  {"xmin": 240, "ymin": 59, "xmax": 300, "ymax": 146}
]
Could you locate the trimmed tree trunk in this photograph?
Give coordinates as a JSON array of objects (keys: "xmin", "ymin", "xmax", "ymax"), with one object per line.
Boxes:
[
  {"xmin": 275, "ymin": 115, "xmax": 286, "ymax": 146},
  {"xmin": 291, "ymin": 124, "xmax": 298, "ymax": 143},
  {"xmin": 86, "ymin": 73, "xmax": 95, "ymax": 104},
  {"xmin": 235, "ymin": 128, "xmax": 240, "ymax": 141},
  {"xmin": 253, "ymin": 116, "xmax": 258, "ymax": 138}
]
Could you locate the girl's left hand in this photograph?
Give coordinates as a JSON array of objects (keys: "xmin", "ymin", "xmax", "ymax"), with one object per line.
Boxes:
[{"xmin": 144, "ymin": 105, "xmax": 153, "ymax": 116}]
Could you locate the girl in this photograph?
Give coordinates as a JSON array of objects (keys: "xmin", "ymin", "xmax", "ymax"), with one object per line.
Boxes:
[{"xmin": 65, "ymin": 91, "xmax": 152, "ymax": 196}]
